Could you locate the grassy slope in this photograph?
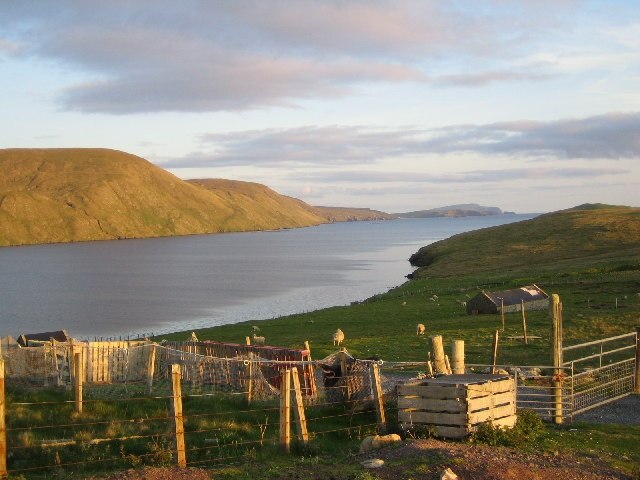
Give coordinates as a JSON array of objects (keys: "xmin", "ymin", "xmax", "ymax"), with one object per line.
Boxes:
[
  {"xmin": 0, "ymin": 149, "xmax": 327, "ymax": 246},
  {"xmin": 409, "ymin": 204, "xmax": 640, "ymax": 277}
]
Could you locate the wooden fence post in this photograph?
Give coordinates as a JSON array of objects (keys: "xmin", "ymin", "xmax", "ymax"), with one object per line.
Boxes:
[
  {"xmin": 634, "ymin": 326, "xmax": 640, "ymax": 394},
  {"xmin": 369, "ymin": 363, "xmax": 387, "ymax": 434},
  {"xmin": 171, "ymin": 364, "xmax": 187, "ymax": 467},
  {"xmin": 279, "ymin": 369, "xmax": 291, "ymax": 453},
  {"xmin": 521, "ymin": 300, "xmax": 528, "ymax": 345},
  {"xmin": 430, "ymin": 335, "xmax": 448, "ymax": 374},
  {"xmin": 74, "ymin": 352, "xmax": 83, "ymax": 414},
  {"xmin": 490, "ymin": 330, "xmax": 499, "ymax": 374},
  {"xmin": 0, "ymin": 359, "xmax": 7, "ymax": 478},
  {"xmin": 339, "ymin": 348, "xmax": 350, "ymax": 401},
  {"xmin": 451, "ymin": 340, "xmax": 465, "ymax": 374},
  {"xmin": 501, "ymin": 298, "xmax": 505, "ymax": 332},
  {"xmin": 245, "ymin": 336, "xmax": 251, "ymax": 346},
  {"xmin": 147, "ymin": 344, "xmax": 156, "ymax": 395},
  {"xmin": 245, "ymin": 355, "xmax": 253, "ymax": 406},
  {"xmin": 550, "ymin": 294, "xmax": 564, "ymax": 424},
  {"xmin": 290, "ymin": 367, "xmax": 308, "ymax": 444}
]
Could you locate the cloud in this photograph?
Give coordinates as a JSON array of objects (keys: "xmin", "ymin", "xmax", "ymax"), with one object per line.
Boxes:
[
  {"xmin": 288, "ymin": 166, "xmax": 629, "ymax": 185},
  {"xmin": 0, "ymin": 0, "xmax": 569, "ymax": 113},
  {"xmin": 162, "ymin": 111, "xmax": 640, "ymax": 169}
]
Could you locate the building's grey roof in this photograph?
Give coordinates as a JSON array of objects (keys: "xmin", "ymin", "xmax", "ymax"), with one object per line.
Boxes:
[{"xmin": 483, "ymin": 285, "xmax": 548, "ymax": 306}]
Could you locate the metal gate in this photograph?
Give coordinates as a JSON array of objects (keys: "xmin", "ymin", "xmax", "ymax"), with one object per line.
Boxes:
[{"xmin": 564, "ymin": 331, "xmax": 637, "ymax": 415}]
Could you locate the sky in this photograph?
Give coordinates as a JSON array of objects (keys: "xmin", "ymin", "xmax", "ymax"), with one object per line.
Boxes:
[{"xmin": 1, "ymin": 0, "xmax": 639, "ymax": 213}]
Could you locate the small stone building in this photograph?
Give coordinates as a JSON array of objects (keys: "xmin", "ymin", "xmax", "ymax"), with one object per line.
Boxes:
[{"xmin": 466, "ymin": 285, "xmax": 549, "ymax": 315}]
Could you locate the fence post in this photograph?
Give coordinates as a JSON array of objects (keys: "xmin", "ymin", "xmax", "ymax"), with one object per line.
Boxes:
[
  {"xmin": 490, "ymin": 330, "xmax": 499, "ymax": 374},
  {"xmin": 501, "ymin": 298, "xmax": 505, "ymax": 332},
  {"xmin": 430, "ymin": 335, "xmax": 447, "ymax": 374},
  {"xmin": 451, "ymin": 340, "xmax": 465, "ymax": 374},
  {"xmin": 74, "ymin": 352, "xmax": 83, "ymax": 414},
  {"xmin": 634, "ymin": 326, "xmax": 640, "ymax": 394},
  {"xmin": 245, "ymin": 336, "xmax": 251, "ymax": 346},
  {"xmin": 147, "ymin": 344, "xmax": 156, "ymax": 395},
  {"xmin": 339, "ymin": 348, "xmax": 350, "ymax": 401},
  {"xmin": 0, "ymin": 359, "xmax": 6, "ymax": 478},
  {"xmin": 279, "ymin": 369, "xmax": 291, "ymax": 453},
  {"xmin": 521, "ymin": 300, "xmax": 528, "ymax": 345},
  {"xmin": 369, "ymin": 363, "xmax": 387, "ymax": 434},
  {"xmin": 245, "ymin": 354, "xmax": 253, "ymax": 406},
  {"xmin": 171, "ymin": 364, "xmax": 187, "ymax": 467},
  {"xmin": 550, "ymin": 294, "xmax": 564, "ymax": 424},
  {"xmin": 289, "ymin": 367, "xmax": 308, "ymax": 444}
]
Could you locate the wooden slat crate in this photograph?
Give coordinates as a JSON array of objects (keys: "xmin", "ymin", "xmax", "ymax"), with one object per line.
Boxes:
[{"xmin": 397, "ymin": 374, "xmax": 516, "ymax": 439}]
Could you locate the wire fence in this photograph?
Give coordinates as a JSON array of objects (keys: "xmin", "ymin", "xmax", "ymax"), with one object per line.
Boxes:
[{"xmin": 1, "ymin": 331, "xmax": 637, "ymax": 477}]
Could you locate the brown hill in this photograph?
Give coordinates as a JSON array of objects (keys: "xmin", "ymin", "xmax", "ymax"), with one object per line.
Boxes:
[{"xmin": 0, "ymin": 148, "xmax": 326, "ymax": 246}]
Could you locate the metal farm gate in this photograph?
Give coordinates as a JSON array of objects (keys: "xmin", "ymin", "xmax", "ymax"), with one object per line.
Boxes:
[{"xmin": 564, "ymin": 331, "xmax": 638, "ymax": 416}]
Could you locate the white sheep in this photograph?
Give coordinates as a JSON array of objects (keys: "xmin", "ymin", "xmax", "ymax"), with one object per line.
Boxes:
[
  {"xmin": 416, "ymin": 324, "xmax": 426, "ymax": 335},
  {"xmin": 333, "ymin": 328, "xmax": 345, "ymax": 346},
  {"xmin": 252, "ymin": 325, "xmax": 261, "ymax": 333},
  {"xmin": 252, "ymin": 334, "xmax": 266, "ymax": 345}
]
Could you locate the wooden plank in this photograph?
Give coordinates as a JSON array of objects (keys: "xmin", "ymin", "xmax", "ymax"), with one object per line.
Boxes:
[
  {"xmin": 398, "ymin": 396, "xmax": 465, "ymax": 413},
  {"xmin": 397, "ymin": 410, "xmax": 467, "ymax": 426},
  {"xmin": 171, "ymin": 364, "xmax": 187, "ymax": 467},
  {"xmin": 397, "ymin": 384, "xmax": 464, "ymax": 399},
  {"xmin": 147, "ymin": 345, "xmax": 157, "ymax": 395},
  {"xmin": 290, "ymin": 367, "xmax": 308, "ymax": 444},
  {"xmin": 434, "ymin": 425, "xmax": 468, "ymax": 439},
  {"xmin": 279, "ymin": 369, "xmax": 291, "ymax": 452},
  {"xmin": 466, "ymin": 379, "xmax": 514, "ymax": 398},
  {"xmin": 468, "ymin": 403, "xmax": 515, "ymax": 424},
  {"xmin": 0, "ymin": 359, "xmax": 6, "ymax": 477},
  {"xmin": 550, "ymin": 294, "xmax": 564, "ymax": 424},
  {"xmin": 74, "ymin": 352, "xmax": 83, "ymax": 414},
  {"xmin": 467, "ymin": 391, "xmax": 515, "ymax": 412},
  {"xmin": 369, "ymin": 363, "xmax": 387, "ymax": 433}
]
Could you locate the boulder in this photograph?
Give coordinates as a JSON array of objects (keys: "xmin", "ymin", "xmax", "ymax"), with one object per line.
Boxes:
[
  {"xmin": 440, "ymin": 467, "xmax": 459, "ymax": 480},
  {"xmin": 361, "ymin": 458, "xmax": 385, "ymax": 469},
  {"xmin": 359, "ymin": 434, "xmax": 401, "ymax": 453}
]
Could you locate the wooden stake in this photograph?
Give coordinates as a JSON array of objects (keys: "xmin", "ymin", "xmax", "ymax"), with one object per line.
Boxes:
[
  {"xmin": 74, "ymin": 352, "xmax": 83, "ymax": 414},
  {"xmin": 634, "ymin": 326, "xmax": 640, "ymax": 394},
  {"xmin": 550, "ymin": 294, "xmax": 564, "ymax": 424},
  {"xmin": 279, "ymin": 369, "xmax": 291, "ymax": 452},
  {"xmin": 245, "ymin": 354, "xmax": 253, "ymax": 406},
  {"xmin": 490, "ymin": 330, "xmax": 499, "ymax": 374},
  {"xmin": 501, "ymin": 298, "xmax": 505, "ymax": 332},
  {"xmin": 290, "ymin": 367, "xmax": 308, "ymax": 444},
  {"xmin": 451, "ymin": 340, "xmax": 465, "ymax": 374},
  {"xmin": 369, "ymin": 363, "xmax": 387, "ymax": 433},
  {"xmin": 430, "ymin": 335, "xmax": 447, "ymax": 374},
  {"xmin": 171, "ymin": 364, "xmax": 187, "ymax": 467},
  {"xmin": 303, "ymin": 340, "xmax": 310, "ymax": 353},
  {"xmin": 426, "ymin": 361, "xmax": 434, "ymax": 376},
  {"xmin": 0, "ymin": 359, "xmax": 6, "ymax": 478},
  {"xmin": 245, "ymin": 336, "xmax": 251, "ymax": 346},
  {"xmin": 339, "ymin": 348, "xmax": 350, "ymax": 401},
  {"xmin": 444, "ymin": 355, "xmax": 452, "ymax": 375},
  {"xmin": 147, "ymin": 344, "xmax": 157, "ymax": 395},
  {"xmin": 521, "ymin": 300, "xmax": 528, "ymax": 345}
]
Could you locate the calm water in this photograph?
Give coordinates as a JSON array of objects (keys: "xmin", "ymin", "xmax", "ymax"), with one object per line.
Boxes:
[{"xmin": 0, "ymin": 215, "xmax": 536, "ymax": 338}]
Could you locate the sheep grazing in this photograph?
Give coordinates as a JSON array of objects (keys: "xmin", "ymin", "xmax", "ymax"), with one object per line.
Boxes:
[
  {"xmin": 252, "ymin": 325, "xmax": 261, "ymax": 333},
  {"xmin": 416, "ymin": 324, "xmax": 426, "ymax": 335},
  {"xmin": 333, "ymin": 328, "xmax": 345, "ymax": 346},
  {"xmin": 252, "ymin": 334, "xmax": 266, "ymax": 345}
]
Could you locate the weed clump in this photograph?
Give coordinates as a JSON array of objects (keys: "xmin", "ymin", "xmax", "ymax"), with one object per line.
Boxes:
[{"xmin": 472, "ymin": 409, "xmax": 545, "ymax": 448}]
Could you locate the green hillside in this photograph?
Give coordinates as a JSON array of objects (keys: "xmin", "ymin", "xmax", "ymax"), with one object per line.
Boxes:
[
  {"xmin": 0, "ymin": 148, "xmax": 327, "ymax": 246},
  {"xmin": 409, "ymin": 204, "xmax": 640, "ymax": 278}
]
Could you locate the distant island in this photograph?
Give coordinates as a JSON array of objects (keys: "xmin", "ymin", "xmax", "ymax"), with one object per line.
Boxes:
[
  {"xmin": 0, "ymin": 148, "xmax": 390, "ymax": 247},
  {"xmin": 395, "ymin": 203, "xmax": 505, "ymax": 218}
]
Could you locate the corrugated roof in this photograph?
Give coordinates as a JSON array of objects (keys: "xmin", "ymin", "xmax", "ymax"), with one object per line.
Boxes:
[{"xmin": 484, "ymin": 285, "xmax": 548, "ymax": 306}]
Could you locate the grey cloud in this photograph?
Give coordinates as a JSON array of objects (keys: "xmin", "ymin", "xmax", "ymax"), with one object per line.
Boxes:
[
  {"xmin": 162, "ymin": 112, "xmax": 640, "ymax": 169},
  {"xmin": 1, "ymin": 1, "xmax": 562, "ymax": 113},
  {"xmin": 433, "ymin": 70, "xmax": 554, "ymax": 87},
  {"xmin": 287, "ymin": 167, "xmax": 629, "ymax": 185}
]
